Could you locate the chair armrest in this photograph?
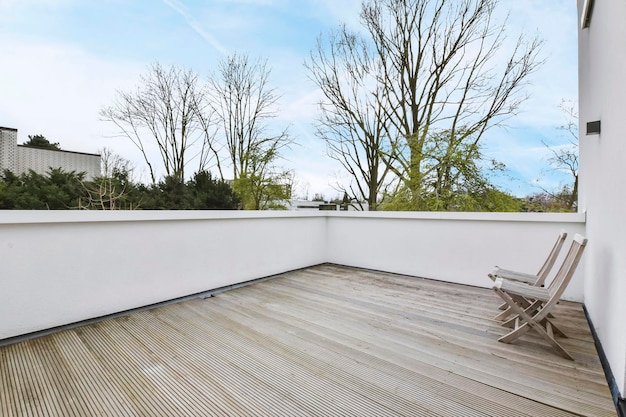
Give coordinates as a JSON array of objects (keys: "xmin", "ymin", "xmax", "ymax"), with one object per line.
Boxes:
[{"xmin": 493, "ymin": 278, "xmax": 550, "ymax": 301}]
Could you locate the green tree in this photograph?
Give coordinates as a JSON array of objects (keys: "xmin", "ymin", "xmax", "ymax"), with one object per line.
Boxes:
[
  {"xmin": 22, "ymin": 135, "xmax": 61, "ymax": 151},
  {"xmin": 416, "ymin": 129, "xmax": 507, "ymax": 210},
  {"xmin": 141, "ymin": 176, "xmax": 189, "ymax": 209},
  {"xmin": 139, "ymin": 171, "xmax": 239, "ymax": 210},
  {"xmin": 0, "ymin": 166, "xmax": 239, "ymax": 210},
  {"xmin": 208, "ymin": 53, "xmax": 293, "ymax": 210},
  {"xmin": 381, "ymin": 182, "xmax": 520, "ymax": 212},
  {"xmin": 187, "ymin": 171, "xmax": 240, "ymax": 209},
  {"xmin": 0, "ymin": 169, "xmax": 85, "ymax": 209},
  {"xmin": 309, "ymin": 0, "xmax": 542, "ymax": 211},
  {"xmin": 234, "ymin": 170, "xmax": 293, "ymax": 210}
]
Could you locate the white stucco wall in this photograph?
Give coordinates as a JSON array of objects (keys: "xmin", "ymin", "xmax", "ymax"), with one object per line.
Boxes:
[
  {"xmin": 578, "ymin": 0, "xmax": 626, "ymax": 397},
  {"xmin": 326, "ymin": 211, "xmax": 586, "ymax": 299},
  {"xmin": 0, "ymin": 210, "xmax": 585, "ymax": 342},
  {"xmin": 0, "ymin": 211, "xmax": 328, "ymax": 340}
]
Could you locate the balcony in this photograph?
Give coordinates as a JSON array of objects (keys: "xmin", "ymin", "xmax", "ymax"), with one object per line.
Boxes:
[{"xmin": 0, "ymin": 211, "xmax": 616, "ymax": 416}]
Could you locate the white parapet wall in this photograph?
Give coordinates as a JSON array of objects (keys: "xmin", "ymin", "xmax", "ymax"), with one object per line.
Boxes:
[
  {"xmin": 0, "ymin": 210, "xmax": 585, "ymax": 341},
  {"xmin": 326, "ymin": 211, "xmax": 586, "ymax": 299},
  {"xmin": 0, "ymin": 211, "xmax": 329, "ymax": 341}
]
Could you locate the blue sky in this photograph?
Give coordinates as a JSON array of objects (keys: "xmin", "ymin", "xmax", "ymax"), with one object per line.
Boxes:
[{"xmin": 0, "ymin": 0, "xmax": 578, "ymax": 199}]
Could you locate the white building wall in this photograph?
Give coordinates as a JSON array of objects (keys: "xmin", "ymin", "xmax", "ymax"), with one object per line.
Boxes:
[
  {"xmin": 15, "ymin": 145, "xmax": 101, "ymax": 180},
  {"xmin": 0, "ymin": 127, "xmax": 17, "ymax": 174},
  {"xmin": 0, "ymin": 127, "xmax": 100, "ymax": 180},
  {"xmin": 578, "ymin": 0, "xmax": 626, "ymax": 397}
]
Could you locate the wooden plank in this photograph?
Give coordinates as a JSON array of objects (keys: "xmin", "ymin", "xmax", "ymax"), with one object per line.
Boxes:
[
  {"xmin": 263, "ymin": 275, "xmax": 605, "ymax": 371},
  {"xmin": 0, "ymin": 265, "xmax": 615, "ymax": 417},
  {"xmin": 305, "ymin": 268, "xmax": 607, "ymax": 378},
  {"xmin": 188, "ymin": 295, "xmax": 573, "ymax": 417},
  {"xmin": 219, "ymin": 282, "xmax": 611, "ymax": 416},
  {"xmin": 50, "ymin": 330, "xmax": 136, "ymax": 416},
  {"xmin": 14, "ymin": 340, "xmax": 65, "ymax": 417},
  {"xmin": 119, "ymin": 309, "xmax": 314, "ymax": 417},
  {"xmin": 170, "ymin": 301, "xmax": 486, "ymax": 417},
  {"xmin": 232, "ymin": 268, "xmax": 606, "ymax": 414},
  {"xmin": 291, "ymin": 266, "xmax": 604, "ymax": 356},
  {"xmin": 124, "ymin": 307, "xmax": 336, "ymax": 415},
  {"xmin": 147, "ymin": 305, "xmax": 403, "ymax": 416},
  {"xmin": 77, "ymin": 322, "xmax": 205, "ymax": 417}
]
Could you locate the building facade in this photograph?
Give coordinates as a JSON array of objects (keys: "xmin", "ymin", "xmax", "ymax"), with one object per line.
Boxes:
[
  {"xmin": 578, "ymin": 0, "xmax": 626, "ymax": 411},
  {"xmin": 0, "ymin": 126, "xmax": 100, "ymax": 180}
]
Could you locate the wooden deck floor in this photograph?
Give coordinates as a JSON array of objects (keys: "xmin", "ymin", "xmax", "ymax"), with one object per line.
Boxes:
[{"xmin": 0, "ymin": 264, "xmax": 615, "ymax": 416}]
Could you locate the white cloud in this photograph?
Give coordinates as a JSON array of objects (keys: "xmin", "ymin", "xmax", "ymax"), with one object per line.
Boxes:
[
  {"xmin": 161, "ymin": 0, "xmax": 230, "ymax": 56},
  {"xmin": 0, "ymin": 37, "xmax": 143, "ymax": 158}
]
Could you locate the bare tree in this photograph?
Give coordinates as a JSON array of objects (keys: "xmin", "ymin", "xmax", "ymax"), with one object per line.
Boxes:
[
  {"xmin": 307, "ymin": 26, "xmax": 393, "ymax": 211},
  {"xmin": 99, "ymin": 147, "xmax": 135, "ymax": 180},
  {"xmin": 101, "ymin": 63, "xmax": 214, "ymax": 184},
  {"xmin": 79, "ymin": 177, "xmax": 138, "ymax": 210},
  {"xmin": 311, "ymin": 0, "xmax": 542, "ymax": 210},
  {"xmin": 539, "ymin": 99, "xmax": 579, "ymax": 211},
  {"xmin": 208, "ymin": 53, "xmax": 293, "ymax": 208},
  {"xmin": 77, "ymin": 147, "xmax": 139, "ymax": 210},
  {"xmin": 553, "ymin": 100, "xmax": 579, "ymax": 210}
]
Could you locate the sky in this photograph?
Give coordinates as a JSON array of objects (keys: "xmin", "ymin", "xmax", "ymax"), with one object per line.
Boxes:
[{"xmin": 0, "ymin": 0, "xmax": 579, "ymax": 199}]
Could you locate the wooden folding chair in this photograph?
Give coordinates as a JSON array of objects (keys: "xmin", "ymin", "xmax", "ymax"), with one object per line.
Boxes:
[
  {"xmin": 492, "ymin": 234, "xmax": 587, "ymax": 360},
  {"xmin": 489, "ymin": 230, "xmax": 568, "ymax": 320},
  {"xmin": 489, "ymin": 230, "xmax": 567, "ymax": 285}
]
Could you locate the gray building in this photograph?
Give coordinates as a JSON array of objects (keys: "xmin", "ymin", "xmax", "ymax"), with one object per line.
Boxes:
[{"xmin": 0, "ymin": 126, "xmax": 101, "ymax": 180}]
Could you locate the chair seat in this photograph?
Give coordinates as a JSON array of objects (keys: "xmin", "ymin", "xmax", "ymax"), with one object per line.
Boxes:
[
  {"xmin": 494, "ymin": 277, "xmax": 550, "ymax": 301},
  {"xmin": 489, "ymin": 268, "xmax": 539, "ymax": 284},
  {"xmin": 488, "ymin": 231, "xmax": 568, "ymax": 320}
]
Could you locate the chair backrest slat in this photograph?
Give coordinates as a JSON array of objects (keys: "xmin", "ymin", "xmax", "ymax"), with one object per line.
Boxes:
[
  {"xmin": 539, "ymin": 234, "xmax": 588, "ymax": 319},
  {"xmin": 535, "ymin": 230, "xmax": 568, "ymax": 286}
]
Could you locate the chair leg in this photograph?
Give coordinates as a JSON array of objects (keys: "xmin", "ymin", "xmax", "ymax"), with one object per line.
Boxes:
[
  {"xmin": 494, "ymin": 289, "xmax": 533, "ymax": 342},
  {"xmin": 498, "ymin": 321, "xmax": 531, "ymax": 343},
  {"xmin": 541, "ymin": 317, "xmax": 567, "ymax": 338},
  {"xmin": 494, "ymin": 295, "xmax": 531, "ymax": 321},
  {"xmin": 499, "ymin": 299, "xmax": 542, "ymax": 327},
  {"xmin": 502, "ymin": 306, "xmax": 560, "ymax": 331},
  {"xmin": 494, "ymin": 288, "xmax": 574, "ymax": 360},
  {"xmin": 529, "ymin": 319, "xmax": 574, "ymax": 360},
  {"xmin": 493, "ymin": 306, "xmax": 514, "ymax": 321}
]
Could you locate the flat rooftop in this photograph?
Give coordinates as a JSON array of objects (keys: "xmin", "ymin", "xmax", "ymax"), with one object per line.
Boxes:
[{"xmin": 0, "ymin": 265, "xmax": 615, "ymax": 416}]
